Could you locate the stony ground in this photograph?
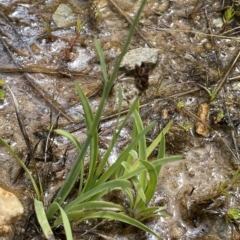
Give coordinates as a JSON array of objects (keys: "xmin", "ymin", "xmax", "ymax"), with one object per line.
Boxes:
[{"xmin": 0, "ymin": 0, "xmax": 240, "ymax": 239}]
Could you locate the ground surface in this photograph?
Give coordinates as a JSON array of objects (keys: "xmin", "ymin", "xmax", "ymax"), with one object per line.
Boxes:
[{"xmin": 0, "ymin": 0, "xmax": 240, "ymax": 239}]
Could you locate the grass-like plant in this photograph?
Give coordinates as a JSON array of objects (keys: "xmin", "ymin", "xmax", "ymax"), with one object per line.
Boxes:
[{"xmin": 48, "ymin": 83, "xmax": 181, "ymax": 239}]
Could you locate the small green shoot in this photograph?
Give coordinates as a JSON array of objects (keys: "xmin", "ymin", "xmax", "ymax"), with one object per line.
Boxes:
[
  {"xmin": 0, "ymin": 79, "xmax": 6, "ymax": 100},
  {"xmin": 214, "ymin": 110, "xmax": 225, "ymax": 124},
  {"xmin": 217, "ymin": 110, "xmax": 224, "ymax": 120},
  {"xmin": 198, "ymin": 84, "xmax": 217, "ymax": 101},
  {"xmin": 41, "ymin": 16, "xmax": 53, "ymax": 41},
  {"xmin": 218, "ymin": 168, "xmax": 240, "ymax": 197},
  {"xmin": 76, "ymin": 15, "xmax": 84, "ymax": 37},
  {"xmin": 66, "ymin": 15, "xmax": 85, "ymax": 59},
  {"xmin": 223, "ymin": 6, "xmax": 235, "ymax": 24},
  {"xmin": 177, "ymin": 100, "xmax": 185, "ymax": 111},
  {"xmin": 226, "ymin": 208, "xmax": 239, "ymax": 223},
  {"xmin": 0, "ymin": 89, "xmax": 5, "ymax": 100},
  {"xmin": 95, "ymin": 6, "xmax": 102, "ymax": 19},
  {"xmin": 222, "ymin": 6, "xmax": 235, "ymax": 32},
  {"xmin": 0, "ymin": 79, "xmax": 5, "ymax": 87}
]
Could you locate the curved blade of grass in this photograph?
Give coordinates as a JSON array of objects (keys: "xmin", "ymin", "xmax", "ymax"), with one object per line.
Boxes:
[
  {"xmin": 0, "ymin": 138, "xmax": 40, "ymax": 199},
  {"xmin": 54, "ymin": 128, "xmax": 85, "ymax": 196},
  {"xmin": 54, "ymin": 128, "xmax": 85, "ymax": 195},
  {"xmin": 75, "ymin": 82, "xmax": 94, "ymax": 128},
  {"xmin": 157, "ymin": 134, "xmax": 166, "ymax": 159},
  {"xmin": 96, "ymin": 122, "xmax": 155, "ymax": 186},
  {"xmin": 75, "ymin": 82, "xmax": 98, "ymax": 194},
  {"xmin": 64, "ymin": 179, "xmax": 132, "ymax": 212},
  {"xmin": 133, "ymin": 107, "xmax": 147, "ymax": 162},
  {"xmin": 54, "ymin": 129, "xmax": 81, "ymax": 151},
  {"xmin": 146, "ymin": 120, "xmax": 172, "ymax": 158},
  {"xmin": 94, "ymin": 40, "xmax": 109, "ymax": 83},
  {"xmin": 140, "ymin": 160, "xmax": 157, "ymax": 205},
  {"xmin": 132, "ymin": 107, "xmax": 148, "ymax": 207},
  {"xmin": 66, "ymin": 201, "xmax": 125, "ymax": 213},
  {"xmin": 133, "ymin": 160, "xmax": 157, "ymax": 212},
  {"xmin": 66, "ymin": 211, "xmax": 162, "ymax": 239},
  {"xmin": 54, "ymin": 201, "xmax": 125, "ymax": 225},
  {"xmin": 155, "ymin": 134, "xmax": 166, "ymax": 174},
  {"xmin": 51, "ymin": 202, "xmax": 73, "ymax": 240},
  {"xmin": 34, "ymin": 199, "xmax": 55, "ymax": 240}
]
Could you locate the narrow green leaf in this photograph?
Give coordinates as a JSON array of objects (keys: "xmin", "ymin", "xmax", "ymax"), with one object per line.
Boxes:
[
  {"xmin": 75, "ymin": 82, "xmax": 98, "ymax": 193},
  {"xmin": 51, "ymin": 202, "xmax": 73, "ymax": 240},
  {"xmin": 67, "ymin": 201, "xmax": 125, "ymax": 213},
  {"xmin": 34, "ymin": 199, "xmax": 55, "ymax": 240},
  {"xmin": 157, "ymin": 134, "xmax": 166, "ymax": 159},
  {"xmin": 108, "ymin": 0, "xmax": 149, "ymax": 84},
  {"xmin": 147, "ymin": 121, "xmax": 172, "ymax": 157},
  {"xmin": 133, "ymin": 108, "xmax": 147, "ymax": 161},
  {"xmin": 0, "ymin": 138, "xmax": 40, "ymax": 200},
  {"xmin": 94, "ymin": 38, "xmax": 109, "ymax": 83},
  {"xmin": 140, "ymin": 160, "xmax": 157, "ymax": 205},
  {"xmin": 132, "ymin": 107, "xmax": 148, "ymax": 201},
  {"xmin": 75, "ymin": 82, "xmax": 94, "ymax": 130},
  {"xmin": 129, "ymin": 149, "xmax": 138, "ymax": 160},
  {"xmin": 155, "ymin": 135, "xmax": 166, "ymax": 174},
  {"xmin": 124, "ymin": 187, "xmax": 134, "ymax": 210},
  {"xmin": 54, "ymin": 129, "xmax": 81, "ymax": 151}
]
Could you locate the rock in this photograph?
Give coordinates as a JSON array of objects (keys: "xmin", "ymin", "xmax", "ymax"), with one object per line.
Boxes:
[
  {"xmin": 120, "ymin": 47, "xmax": 159, "ymax": 71},
  {"xmin": 0, "ymin": 187, "xmax": 24, "ymax": 236},
  {"xmin": 52, "ymin": 4, "xmax": 76, "ymax": 28}
]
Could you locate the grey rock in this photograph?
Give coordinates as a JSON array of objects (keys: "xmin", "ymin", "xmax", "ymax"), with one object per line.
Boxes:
[
  {"xmin": 52, "ymin": 4, "xmax": 76, "ymax": 28},
  {"xmin": 120, "ymin": 47, "xmax": 159, "ymax": 71}
]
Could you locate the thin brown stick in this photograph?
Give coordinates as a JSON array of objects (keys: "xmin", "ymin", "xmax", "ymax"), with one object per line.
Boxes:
[
  {"xmin": 213, "ymin": 51, "xmax": 240, "ymax": 98},
  {"xmin": 108, "ymin": 0, "xmax": 153, "ymax": 47},
  {"xmin": 7, "ymin": 85, "xmax": 39, "ymax": 183},
  {"xmin": 225, "ymin": 101, "xmax": 240, "ymax": 160}
]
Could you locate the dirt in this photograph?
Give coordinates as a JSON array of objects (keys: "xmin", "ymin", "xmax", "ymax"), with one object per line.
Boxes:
[{"xmin": 0, "ymin": 0, "xmax": 240, "ymax": 239}]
